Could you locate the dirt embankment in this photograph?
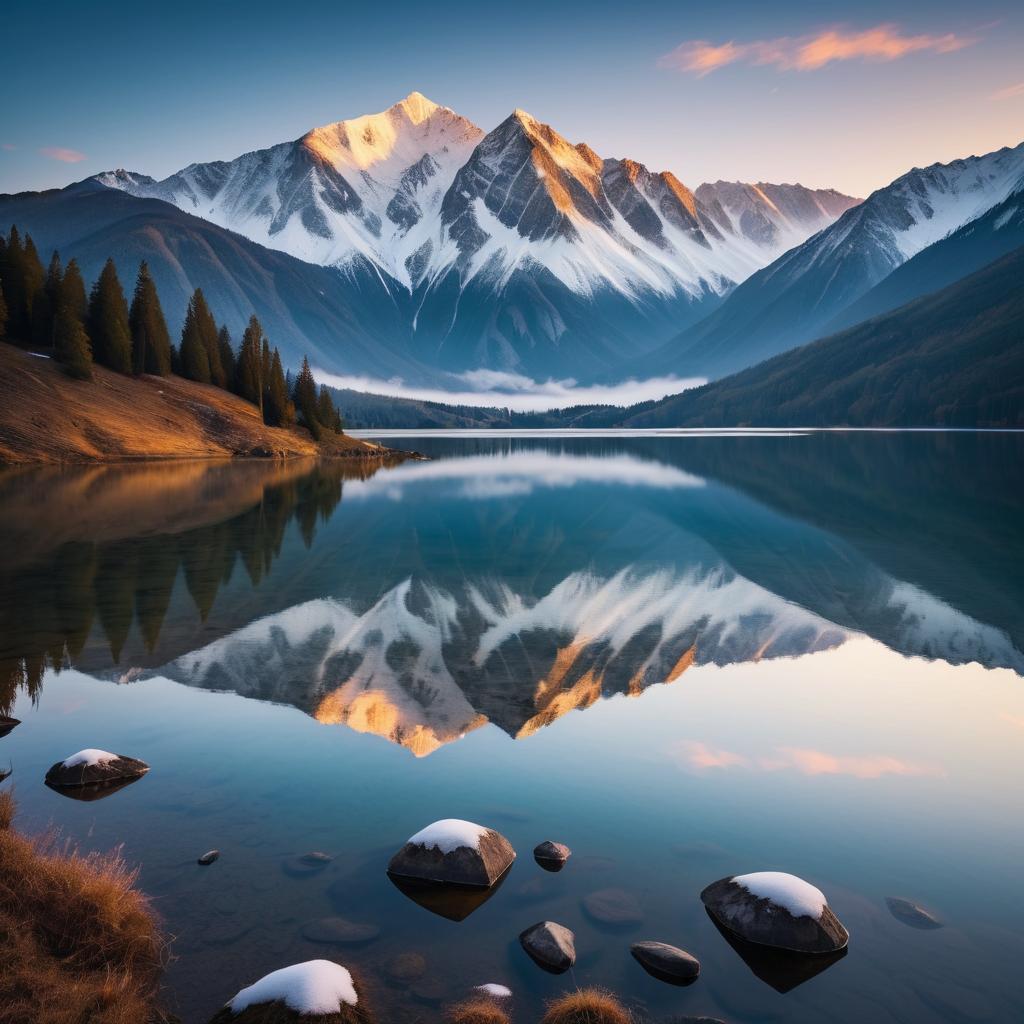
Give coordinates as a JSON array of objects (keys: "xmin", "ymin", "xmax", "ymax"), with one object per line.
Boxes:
[{"xmin": 0, "ymin": 344, "xmax": 395, "ymax": 464}]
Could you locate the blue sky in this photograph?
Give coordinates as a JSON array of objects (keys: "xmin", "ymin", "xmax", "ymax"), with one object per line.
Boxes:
[{"xmin": 3, "ymin": 0, "xmax": 1022, "ymax": 197}]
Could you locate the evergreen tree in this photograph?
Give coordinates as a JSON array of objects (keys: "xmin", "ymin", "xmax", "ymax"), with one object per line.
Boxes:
[
  {"xmin": 217, "ymin": 326, "xmax": 235, "ymax": 387},
  {"xmin": 190, "ymin": 289, "xmax": 224, "ymax": 387},
  {"xmin": 317, "ymin": 384, "xmax": 338, "ymax": 435},
  {"xmin": 293, "ymin": 356, "xmax": 321, "ymax": 440},
  {"xmin": 59, "ymin": 259, "xmax": 88, "ymax": 321},
  {"xmin": 53, "ymin": 306, "xmax": 92, "ymax": 379},
  {"xmin": 87, "ymin": 258, "xmax": 132, "ymax": 373},
  {"xmin": 22, "ymin": 234, "xmax": 46, "ymax": 347},
  {"xmin": 128, "ymin": 262, "xmax": 172, "ymax": 376},
  {"xmin": 28, "ymin": 250, "xmax": 62, "ymax": 349},
  {"xmin": 236, "ymin": 316, "xmax": 264, "ymax": 412},
  {"xmin": 264, "ymin": 348, "xmax": 293, "ymax": 427},
  {"xmin": 0, "ymin": 226, "xmax": 42, "ymax": 343},
  {"xmin": 179, "ymin": 291, "xmax": 212, "ymax": 383},
  {"xmin": 0, "ymin": 281, "xmax": 7, "ymax": 340}
]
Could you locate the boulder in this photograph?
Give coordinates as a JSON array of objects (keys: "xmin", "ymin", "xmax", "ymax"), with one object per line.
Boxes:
[
  {"xmin": 45, "ymin": 749, "xmax": 149, "ymax": 789},
  {"xmin": 534, "ymin": 841, "xmax": 571, "ymax": 871},
  {"xmin": 301, "ymin": 917, "xmax": 380, "ymax": 946},
  {"xmin": 701, "ymin": 872, "xmax": 848, "ymax": 954},
  {"xmin": 206, "ymin": 959, "xmax": 374, "ymax": 1023},
  {"xmin": 519, "ymin": 921, "xmax": 576, "ymax": 974},
  {"xmin": 886, "ymin": 897, "xmax": 943, "ymax": 930},
  {"xmin": 582, "ymin": 888, "xmax": 644, "ymax": 928},
  {"xmin": 198, "ymin": 850, "xmax": 220, "ymax": 866},
  {"xmin": 630, "ymin": 941, "xmax": 700, "ymax": 984},
  {"xmin": 387, "ymin": 819, "xmax": 515, "ymax": 888}
]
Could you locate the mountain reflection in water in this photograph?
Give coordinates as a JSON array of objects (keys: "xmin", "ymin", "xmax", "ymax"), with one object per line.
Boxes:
[{"xmin": 0, "ymin": 433, "xmax": 1021, "ymax": 749}]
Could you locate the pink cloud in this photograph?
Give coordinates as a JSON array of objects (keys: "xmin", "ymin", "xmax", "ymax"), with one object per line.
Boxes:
[
  {"xmin": 769, "ymin": 747, "xmax": 940, "ymax": 779},
  {"xmin": 39, "ymin": 146, "xmax": 86, "ymax": 163},
  {"xmin": 675, "ymin": 740, "xmax": 939, "ymax": 778},
  {"xmin": 1001, "ymin": 712, "xmax": 1024, "ymax": 729},
  {"xmin": 991, "ymin": 81, "xmax": 1024, "ymax": 101},
  {"xmin": 1, "ymin": 143, "xmax": 16, "ymax": 152},
  {"xmin": 659, "ymin": 24, "xmax": 976, "ymax": 76},
  {"xmin": 677, "ymin": 740, "xmax": 748, "ymax": 770}
]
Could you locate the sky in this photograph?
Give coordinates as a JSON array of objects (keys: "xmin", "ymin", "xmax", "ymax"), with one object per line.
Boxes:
[{"xmin": 2, "ymin": 0, "xmax": 1023, "ymax": 199}]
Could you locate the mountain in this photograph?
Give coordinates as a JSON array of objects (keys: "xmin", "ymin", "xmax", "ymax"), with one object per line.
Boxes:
[
  {"xmin": 88, "ymin": 93, "xmax": 857, "ymax": 380},
  {"xmin": 646, "ymin": 141, "xmax": 1024, "ymax": 379},
  {"xmin": 624, "ymin": 246, "xmax": 1024, "ymax": 428},
  {"xmin": 824, "ymin": 190, "xmax": 1024, "ymax": 333},
  {"xmin": 695, "ymin": 180, "xmax": 859, "ymax": 251},
  {"xmin": 0, "ymin": 181, "xmax": 429, "ymax": 379}
]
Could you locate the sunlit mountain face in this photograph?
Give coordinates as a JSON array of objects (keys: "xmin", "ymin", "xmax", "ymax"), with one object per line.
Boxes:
[{"xmin": 2, "ymin": 434, "xmax": 1019, "ymax": 756}]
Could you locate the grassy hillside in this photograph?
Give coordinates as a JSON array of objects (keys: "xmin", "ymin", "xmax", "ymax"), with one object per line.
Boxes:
[
  {"xmin": 0, "ymin": 344, "xmax": 392, "ymax": 463},
  {"xmin": 625, "ymin": 247, "xmax": 1024, "ymax": 429}
]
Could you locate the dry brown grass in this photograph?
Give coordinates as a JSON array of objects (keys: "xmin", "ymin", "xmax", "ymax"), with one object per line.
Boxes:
[
  {"xmin": 0, "ymin": 789, "xmax": 167, "ymax": 1024},
  {"xmin": 447, "ymin": 997, "xmax": 512, "ymax": 1024},
  {"xmin": 0, "ymin": 343, "xmax": 388, "ymax": 464},
  {"xmin": 541, "ymin": 989, "xmax": 632, "ymax": 1024}
]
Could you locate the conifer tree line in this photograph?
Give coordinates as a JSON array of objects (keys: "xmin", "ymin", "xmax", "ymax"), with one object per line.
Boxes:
[{"xmin": 0, "ymin": 224, "xmax": 344, "ymax": 435}]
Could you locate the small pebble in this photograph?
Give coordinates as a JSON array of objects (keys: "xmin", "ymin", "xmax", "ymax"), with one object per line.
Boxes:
[{"xmin": 197, "ymin": 850, "xmax": 220, "ymax": 865}]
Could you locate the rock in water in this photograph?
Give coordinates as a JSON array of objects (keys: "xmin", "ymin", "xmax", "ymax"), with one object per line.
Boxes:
[
  {"xmin": 534, "ymin": 840, "xmax": 571, "ymax": 871},
  {"xmin": 582, "ymin": 887, "xmax": 644, "ymax": 927},
  {"xmin": 519, "ymin": 920, "xmax": 576, "ymax": 974},
  {"xmin": 44, "ymin": 748, "xmax": 149, "ymax": 789},
  {"xmin": 631, "ymin": 941, "xmax": 701, "ymax": 984},
  {"xmin": 301, "ymin": 917, "xmax": 381, "ymax": 945},
  {"xmin": 387, "ymin": 818, "xmax": 515, "ymax": 888},
  {"xmin": 207, "ymin": 959, "xmax": 371, "ymax": 1023},
  {"xmin": 886, "ymin": 897, "xmax": 943, "ymax": 929},
  {"xmin": 0, "ymin": 716, "xmax": 19, "ymax": 738},
  {"xmin": 198, "ymin": 850, "xmax": 220, "ymax": 866},
  {"xmin": 701, "ymin": 872, "xmax": 849, "ymax": 954}
]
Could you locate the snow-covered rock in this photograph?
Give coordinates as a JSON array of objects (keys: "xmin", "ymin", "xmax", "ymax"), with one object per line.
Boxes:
[
  {"xmin": 701, "ymin": 872, "xmax": 849, "ymax": 954},
  {"xmin": 216, "ymin": 959, "xmax": 366, "ymax": 1021},
  {"xmin": 387, "ymin": 818, "xmax": 515, "ymax": 887},
  {"xmin": 44, "ymin": 749, "xmax": 149, "ymax": 788},
  {"xmin": 519, "ymin": 920, "xmax": 576, "ymax": 973}
]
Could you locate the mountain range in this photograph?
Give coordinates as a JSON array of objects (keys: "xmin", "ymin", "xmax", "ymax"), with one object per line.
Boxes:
[
  {"xmin": 2, "ymin": 92, "xmax": 1020, "ymax": 406},
  {"xmin": 1, "ymin": 93, "xmax": 858, "ymax": 382}
]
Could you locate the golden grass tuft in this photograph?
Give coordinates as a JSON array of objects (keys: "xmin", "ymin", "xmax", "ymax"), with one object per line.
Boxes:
[
  {"xmin": 540, "ymin": 989, "xmax": 632, "ymax": 1024},
  {"xmin": 0, "ymin": 789, "xmax": 167, "ymax": 1024},
  {"xmin": 446, "ymin": 996, "xmax": 512, "ymax": 1024}
]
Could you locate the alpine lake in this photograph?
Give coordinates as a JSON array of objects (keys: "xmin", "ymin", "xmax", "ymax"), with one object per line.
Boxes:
[{"xmin": 1, "ymin": 430, "xmax": 1022, "ymax": 1024}]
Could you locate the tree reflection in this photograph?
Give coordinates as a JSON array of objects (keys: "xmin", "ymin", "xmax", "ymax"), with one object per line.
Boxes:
[{"xmin": 0, "ymin": 458, "xmax": 393, "ymax": 715}]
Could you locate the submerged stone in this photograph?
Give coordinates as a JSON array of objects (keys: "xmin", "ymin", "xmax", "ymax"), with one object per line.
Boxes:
[
  {"xmin": 582, "ymin": 887, "xmax": 644, "ymax": 928},
  {"xmin": 387, "ymin": 818, "xmax": 515, "ymax": 888},
  {"xmin": 198, "ymin": 850, "xmax": 220, "ymax": 866},
  {"xmin": 886, "ymin": 897, "xmax": 943, "ymax": 929},
  {"xmin": 701, "ymin": 872, "xmax": 849, "ymax": 954},
  {"xmin": 301, "ymin": 917, "xmax": 380, "ymax": 946}
]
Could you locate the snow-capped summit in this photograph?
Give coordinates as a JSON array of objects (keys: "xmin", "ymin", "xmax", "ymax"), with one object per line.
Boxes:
[{"xmin": 92, "ymin": 94, "xmax": 860, "ymax": 379}]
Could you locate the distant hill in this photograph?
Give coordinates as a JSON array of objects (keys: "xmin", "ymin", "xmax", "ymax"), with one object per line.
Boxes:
[
  {"xmin": 624, "ymin": 247, "xmax": 1024, "ymax": 429},
  {"xmin": 0, "ymin": 183, "xmax": 427, "ymax": 380}
]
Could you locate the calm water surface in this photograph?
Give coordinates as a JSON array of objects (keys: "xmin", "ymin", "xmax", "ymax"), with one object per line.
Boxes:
[{"xmin": 1, "ymin": 432, "xmax": 1022, "ymax": 1023}]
